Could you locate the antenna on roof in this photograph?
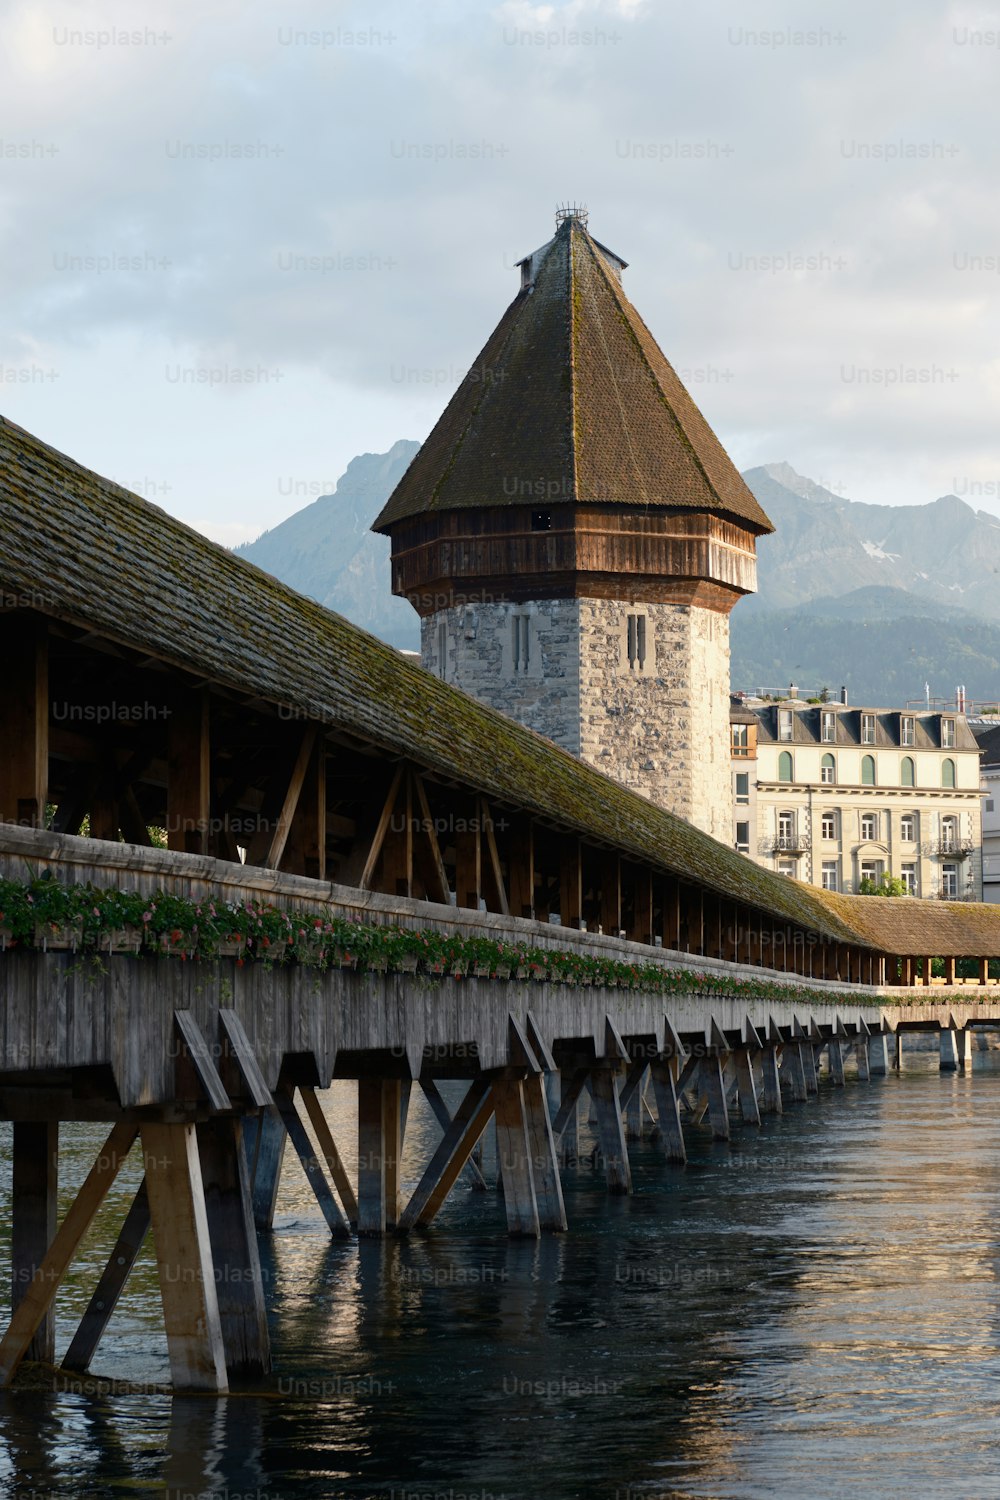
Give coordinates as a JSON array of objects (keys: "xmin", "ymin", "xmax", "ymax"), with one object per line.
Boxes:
[{"xmin": 555, "ymin": 202, "xmax": 588, "ymax": 229}]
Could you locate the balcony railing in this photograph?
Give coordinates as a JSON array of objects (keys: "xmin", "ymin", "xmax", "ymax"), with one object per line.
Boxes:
[
  {"xmin": 936, "ymin": 839, "xmax": 974, "ymax": 858},
  {"xmin": 760, "ymin": 835, "xmax": 811, "ymax": 855}
]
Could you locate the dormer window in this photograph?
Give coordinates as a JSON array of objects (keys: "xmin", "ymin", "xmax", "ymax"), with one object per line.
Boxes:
[
  {"xmin": 901, "ymin": 715, "xmax": 915, "ymax": 746},
  {"xmin": 821, "ymin": 711, "xmax": 836, "ymax": 743},
  {"xmin": 942, "ymin": 717, "xmax": 956, "ymax": 748},
  {"xmin": 778, "ymin": 709, "xmax": 793, "ymax": 741}
]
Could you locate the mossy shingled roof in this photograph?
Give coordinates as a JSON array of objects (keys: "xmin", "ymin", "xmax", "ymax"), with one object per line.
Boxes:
[
  {"xmin": 6, "ymin": 413, "xmax": 998, "ymax": 961},
  {"xmin": 373, "ymin": 216, "xmax": 773, "ymax": 534}
]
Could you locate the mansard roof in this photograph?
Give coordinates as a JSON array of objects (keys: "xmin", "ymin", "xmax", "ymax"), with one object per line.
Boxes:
[
  {"xmin": 374, "ymin": 214, "xmax": 773, "ymax": 535},
  {"xmin": 744, "ymin": 703, "xmax": 978, "ymax": 752}
]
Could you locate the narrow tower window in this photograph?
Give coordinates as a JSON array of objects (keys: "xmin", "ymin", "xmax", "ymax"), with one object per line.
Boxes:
[
  {"xmin": 626, "ymin": 613, "xmax": 648, "ymax": 671},
  {"xmin": 437, "ymin": 620, "xmax": 447, "ymax": 681},
  {"xmin": 512, "ymin": 613, "xmax": 531, "ymax": 673}
]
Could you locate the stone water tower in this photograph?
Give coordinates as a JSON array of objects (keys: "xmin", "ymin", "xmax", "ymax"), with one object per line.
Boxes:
[{"xmin": 373, "ymin": 208, "xmax": 773, "ymax": 840}]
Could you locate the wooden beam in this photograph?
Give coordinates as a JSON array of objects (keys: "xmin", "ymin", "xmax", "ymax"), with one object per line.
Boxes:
[
  {"xmin": 173, "ymin": 1012, "xmax": 232, "ymax": 1113},
  {"xmin": 481, "ymin": 801, "xmax": 510, "ymax": 916},
  {"xmin": 419, "ymin": 1080, "xmax": 487, "ymax": 1190},
  {"xmin": 281, "ymin": 734, "xmax": 327, "ymax": 879},
  {"xmin": 217, "ymin": 1010, "xmax": 274, "ymax": 1111},
  {"xmin": 411, "ymin": 772, "xmax": 451, "ymax": 905},
  {"xmin": 197, "ymin": 1117, "xmax": 270, "ymax": 1379},
  {"xmin": 600, "ymin": 853, "xmax": 622, "ymax": 936},
  {"xmin": 0, "ymin": 1122, "xmax": 138, "ymax": 1387},
  {"xmin": 0, "ymin": 616, "xmax": 48, "ymax": 828},
  {"xmin": 590, "ymin": 1068, "xmax": 631, "ymax": 1194},
  {"xmin": 62, "ymin": 1179, "xmax": 150, "ymax": 1373},
  {"xmin": 455, "ymin": 798, "xmax": 482, "ymax": 911},
  {"xmin": 519, "ymin": 1074, "xmax": 567, "ymax": 1232},
  {"xmin": 359, "ymin": 764, "xmax": 405, "ymax": 892},
  {"xmin": 274, "ymin": 1089, "xmax": 350, "ymax": 1238},
  {"xmin": 398, "ymin": 1077, "xmax": 496, "ymax": 1230},
  {"xmin": 299, "ymin": 1086, "xmax": 359, "ymax": 1225},
  {"xmin": 494, "ymin": 1080, "xmax": 541, "ymax": 1237},
  {"xmin": 264, "ymin": 724, "xmax": 318, "ymax": 870}
]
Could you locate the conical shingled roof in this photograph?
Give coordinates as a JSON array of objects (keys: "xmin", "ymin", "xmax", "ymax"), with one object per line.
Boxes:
[{"xmin": 374, "ymin": 215, "xmax": 773, "ymax": 534}]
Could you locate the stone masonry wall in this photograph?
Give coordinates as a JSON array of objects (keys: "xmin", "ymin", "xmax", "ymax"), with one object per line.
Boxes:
[{"xmin": 422, "ymin": 598, "xmax": 732, "ymax": 840}]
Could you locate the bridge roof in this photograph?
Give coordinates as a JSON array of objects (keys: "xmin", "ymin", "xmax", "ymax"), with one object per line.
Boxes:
[
  {"xmin": 811, "ymin": 887, "xmax": 1000, "ymax": 959},
  {"xmin": 7, "ymin": 412, "xmax": 1000, "ymax": 962},
  {"xmin": 373, "ymin": 214, "xmax": 773, "ymax": 535}
]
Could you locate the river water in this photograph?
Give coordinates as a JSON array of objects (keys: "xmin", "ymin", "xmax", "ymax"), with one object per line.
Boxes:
[{"xmin": 1, "ymin": 1054, "xmax": 999, "ymax": 1500}]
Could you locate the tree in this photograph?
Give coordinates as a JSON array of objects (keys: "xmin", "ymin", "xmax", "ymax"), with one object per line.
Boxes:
[{"xmin": 857, "ymin": 873, "xmax": 909, "ymax": 897}]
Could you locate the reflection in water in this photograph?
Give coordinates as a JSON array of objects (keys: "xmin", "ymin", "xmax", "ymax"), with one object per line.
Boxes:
[{"xmin": 0, "ymin": 1065, "xmax": 999, "ymax": 1497}]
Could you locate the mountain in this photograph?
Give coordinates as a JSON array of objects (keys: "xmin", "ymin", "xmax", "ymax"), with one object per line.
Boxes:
[
  {"xmin": 234, "ymin": 447, "xmax": 1000, "ymax": 700},
  {"xmin": 742, "ymin": 463, "xmax": 1000, "ymax": 618},
  {"xmin": 235, "ymin": 439, "xmax": 421, "ymax": 650},
  {"xmin": 731, "ymin": 586, "xmax": 1000, "ymax": 704}
]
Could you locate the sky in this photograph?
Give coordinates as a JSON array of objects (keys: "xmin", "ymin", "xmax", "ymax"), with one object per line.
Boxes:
[{"xmin": 4, "ymin": 0, "xmax": 1000, "ymax": 544}]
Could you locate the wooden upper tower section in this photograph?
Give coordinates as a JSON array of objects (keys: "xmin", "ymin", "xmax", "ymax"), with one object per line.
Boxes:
[{"xmin": 374, "ymin": 210, "xmax": 773, "ymax": 615}]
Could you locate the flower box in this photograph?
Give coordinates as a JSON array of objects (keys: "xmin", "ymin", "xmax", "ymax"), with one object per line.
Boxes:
[
  {"xmin": 515, "ymin": 966, "xmax": 529, "ymax": 980},
  {"xmin": 473, "ymin": 964, "xmax": 491, "ymax": 978},
  {"xmin": 34, "ymin": 923, "xmax": 77, "ymax": 952},
  {"xmin": 367, "ymin": 956, "xmax": 389, "ymax": 973},
  {"xmin": 0, "ymin": 925, "xmax": 16, "ymax": 950},
  {"xmin": 216, "ymin": 938, "xmax": 246, "ymax": 958},
  {"xmin": 427, "ymin": 960, "xmax": 447, "ymax": 976},
  {"xmin": 450, "ymin": 964, "xmax": 467, "ymax": 979},
  {"xmin": 494, "ymin": 966, "xmax": 511, "ymax": 980},
  {"xmin": 97, "ymin": 928, "xmax": 142, "ymax": 954},
  {"xmin": 332, "ymin": 951, "xmax": 358, "ymax": 970},
  {"xmin": 394, "ymin": 954, "xmax": 420, "ymax": 973}
]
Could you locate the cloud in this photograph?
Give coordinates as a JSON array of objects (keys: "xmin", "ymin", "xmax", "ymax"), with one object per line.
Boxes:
[{"xmin": 3, "ymin": 0, "xmax": 1000, "ymax": 526}]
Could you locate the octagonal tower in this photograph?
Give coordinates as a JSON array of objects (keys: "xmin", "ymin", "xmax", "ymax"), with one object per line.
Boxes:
[{"xmin": 373, "ymin": 209, "xmax": 773, "ymax": 840}]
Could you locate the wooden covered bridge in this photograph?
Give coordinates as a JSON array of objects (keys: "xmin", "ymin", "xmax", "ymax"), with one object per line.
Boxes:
[{"xmin": 2, "ymin": 413, "xmax": 1000, "ymax": 1392}]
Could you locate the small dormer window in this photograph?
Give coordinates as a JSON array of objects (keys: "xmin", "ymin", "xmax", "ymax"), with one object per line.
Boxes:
[{"xmin": 531, "ymin": 509, "xmax": 551, "ymax": 532}]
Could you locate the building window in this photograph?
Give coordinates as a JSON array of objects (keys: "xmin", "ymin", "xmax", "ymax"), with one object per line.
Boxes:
[
  {"xmin": 941, "ymin": 815, "xmax": 959, "ymax": 852},
  {"xmin": 942, "ymin": 718, "xmax": 956, "ymax": 749},
  {"xmin": 512, "ymin": 613, "xmax": 531, "ymax": 673},
  {"xmin": 987, "ymin": 798, "xmax": 996, "ymax": 813},
  {"xmin": 530, "ymin": 509, "xmax": 551, "ymax": 531},
  {"xmin": 942, "ymin": 757, "xmax": 956, "ymax": 789},
  {"xmin": 861, "ymin": 811, "xmax": 879, "ymax": 842},
  {"xmin": 860, "ymin": 858, "xmax": 884, "ymax": 885},
  {"xmin": 735, "ymin": 820, "xmax": 750, "ymax": 853},
  {"xmin": 731, "ymin": 723, "xmax": 749, "ymax": 757},
  {"xmin": 626, "ymin": 613, "xmax": 647, "ymax": 672},
  {"xmin": 901, "ymin": 755, "xmax": 915, "ymax": 788},
  {"xmin": 901, "ymin": 715, "xmax": 915, "ymax": 746},
  {"xmin": 942, "ymin": 863, "xmax": 959, "ymax": 899},
  {"xmin": 735, "ymin": 771, "xmax": 750, "ymax": 805},
  {"xmin": 862, "ymin": 713, "xmax": 877, "ymax": 745},
  {"xmin": 900, "ymin": 813, "xmax": 917, "ymax": 842},
  {"xmin": 821, "ymin": 811, "xmax": 837, "ymax": 840},
  {"xmin": 778, "ymin": 709, "xmax": 793, "ymax": 741},
  {"xmin": 821, "ymin": 710, "xmax": 836, "ymax": 743},
  {"xmin": 820, "ymin": 752, "xmax": 836, "ymax": 785},
  {"xmin": 821, "ymin": 861, "xmax": 839, "ymax": 891},
  {"xmin": 437, "ymin": 620, "xmax": 448, "ymax": 680},
  {"xmin": 778, "ymin": 750, "xmax": 793, "ymax": 782},
  {"xmin": 778, "ymin": 861, "xmax": 796, "ymax": 877},
  {"xmin": 901, "ymin": 863, "xmax": 918, "ymax": 895},
  {"xmin": 861, "ymin": 754, "xmax": 876, "ymax": 786}
]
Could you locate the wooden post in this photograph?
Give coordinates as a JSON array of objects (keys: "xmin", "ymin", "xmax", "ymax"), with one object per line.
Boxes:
[
  {"xmin": 494, "ymin": 1080, "xmax": 541, "ymax": 1237},
  {"xmin": 940, "ymin": 1028, "xmax": 960, "ymax": 1071},
  {"xmin": 554, "ymin": 1068, "xmax": 589, "ymax": 1169},
  {"xmin": 959, "ymin": 1029, "xmax": 975, "ymax": 1071},
  {"xmin": 243, "ymin": 1110, "xmax": 286, "ymax": 1229},
  {"xmin": 275, "ymin": 1089, "xmax": 350, "ymax": 1237},
  {"xmin": 141, "ymin": 1122, "xmax": 228, "ymax": 1393},
  {"xmin": 11, "ymin": 1122, "xmax": 58, "ymax": 1364},
  {"xmin": 0, "ymin": 1122, "xmax": 137, "ymax": 1388},
  {"xmin": 702, "ymin": 1054, "xmax": 730, "ymax": 1140},
  {"xmin": 759, "ymin": 1026, "xmax": 783, "ymax": 1115},
  {"xmin": 559, "ymin": 837, "xmax": 583, "ymax": 929},
  {"xmin": 629, "ymin": 868, "xmax": 654, "ymax": 944},
  {"xmin": 590, "ymin": 1067, "xmax": 632, "ymax": 1193},
  {"xmin": 733, "ymin": 1049, "xmax": 760, "ymax": 1126},
  {"xmin": 781, "ymin": 1035, "xmax": 807, "ymax": 1103},
  {"xmin": 357, "ymin": 1078, "xmax": 406, "ymax": 1235},
  {"xmin": 979, "ymin": 957, "xmax": 990, "ymax": 987},
  {"xmin": 943, "ymin": 956, "xmax": 956, "ymax": 986},
  {"xmin": 508, "ymin": 813, "xmax": 535, "ymax": 919},
  {"xmin": 167, "ymin": 688, "xmax": 210, "ymax": 854},
  {"xmin": 197, "ymin": 1118, "xmax": 270, "ymax": 1379},
  {"xmin": 923, "ymin": 956, "xmax": 933, "ymax": 988},
  {"xmin": 520, "ymin": 1074, "xmax": 567, "ymax": 1232},
  {"xmin": 420, "ymin": 1080, "xmax": 487, "ymax": 1190},
  {"xmin": 0, "ymin": 617, "xmax": 48, "ymax": 828},
  {"xmin": 868, "ymin": 1032, "xmax": 889, "ymax": 1076},
  {"xmin": 600, "ymin": 854, "xmax": 622, "ymax": 936},
  {"xmin": 455, "ymin": 801, "xmax": 482, "ymax": 910},
  {"xmin": 828, "ymin": 1037, "xmax": 845, "ymax": 1087},
  {"xmin": 649, "ymin": 1058, "xmax": 686, "ymax": 1163}
]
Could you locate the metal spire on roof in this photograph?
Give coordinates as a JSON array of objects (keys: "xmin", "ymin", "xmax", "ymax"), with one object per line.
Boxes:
[{"xmin": 555, "ymin": 202, "xmax": 588, "ymax": 229}]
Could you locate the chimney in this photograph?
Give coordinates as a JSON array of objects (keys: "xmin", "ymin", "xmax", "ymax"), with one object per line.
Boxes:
[
  {"xmin": 957, "ymin": 684, "xmax": 967, "ymax": 713},
  {"xmin": 840, "ymin": 685, "xmax": 848, "ymax": 705},
  {"xmin": 788, "ymin": 682, "xmax": 798, "ymax": 700}
]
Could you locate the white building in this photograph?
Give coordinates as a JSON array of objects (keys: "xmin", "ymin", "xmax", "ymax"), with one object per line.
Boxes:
[
  {"xmin": 732, "ymin": 697, "xmax": 982, "ymax": 899},
  {"xmin": 972, "ymin": 722, "xmax": 1000, "ymax": 903}
]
